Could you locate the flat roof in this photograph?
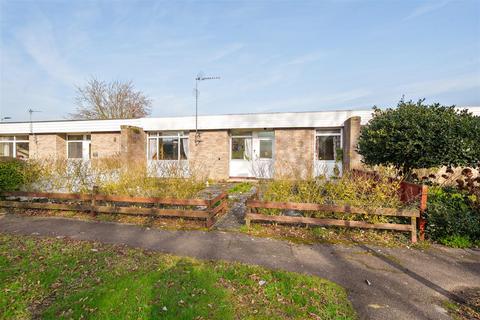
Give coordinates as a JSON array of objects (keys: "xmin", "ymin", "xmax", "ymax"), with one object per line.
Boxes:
[
  {"xmin": 1, "ymin": 107, "xmax": 479, "ymax": 135},
  {"xmin": 0, "ymin": 109, "xmax": 373, "ymax": 134}
]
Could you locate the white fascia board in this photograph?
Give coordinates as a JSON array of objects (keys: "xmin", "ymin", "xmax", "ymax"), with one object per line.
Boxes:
[
  {"xmin": 2, "ymin": 106, "xmax": 477, "ymax": 135},
  {"xmin": 129, "ymin": 110, "xmax": 374, "ymax": 131},
  {"xmin": 0, "ymin": 119, "xmax": 142, "ymax": 134},
  {"xmin": 0, "ymin": 110, "xmax": 374, "ymax": 134}
]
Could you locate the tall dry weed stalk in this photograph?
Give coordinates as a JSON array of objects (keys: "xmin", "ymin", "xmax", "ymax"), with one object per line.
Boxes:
[
  {"xmin": 258, "ymin": 168, "xmax": 403, "ymax": 222},
  {"xmin": 21, "ymin": 156, "xmax": 206, "ymax": 198}
]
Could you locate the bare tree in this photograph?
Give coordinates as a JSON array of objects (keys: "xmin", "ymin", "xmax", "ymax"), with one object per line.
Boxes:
[{"xmin": 69, "ymin": 78, "xmax": 152, "ymax": 119}]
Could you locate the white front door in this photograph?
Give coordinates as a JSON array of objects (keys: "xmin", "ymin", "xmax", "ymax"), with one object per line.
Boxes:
[
  {"xmin": 314, "ymin": 129, "xmax": 343, "ymax": 177},
  {"xmin": 229, "ymin": 131, "xmax": 274, "ymax": 178}
]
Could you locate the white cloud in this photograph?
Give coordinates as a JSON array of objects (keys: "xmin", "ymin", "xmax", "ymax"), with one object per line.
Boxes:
[
  {"xmin": 207, "ymin": 43, "xmax": 245, "ymax": 63},
  {"xmin": 396, "ymin": 73, "xmax": 480, "ymax": 97},
  {"xmin": 285, "ymin": 51, "xmax": 326, "ymax": 66},
  {"xmin": 15, "ymin": 13, "xmax": 83, "ymax": 87},
  {"xmin": 246, "ymin": 88, "xmax": 372, "ymax": 112},
  {"xmin": 405, "ymin": 0, "xmax": 450, "ymax": 20}
]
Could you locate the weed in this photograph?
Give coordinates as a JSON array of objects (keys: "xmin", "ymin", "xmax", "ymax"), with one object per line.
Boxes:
[
  {"xmin": 20, "ymin": 157, "xmax": 206, "ymax": 199},
  {"xmin": 228, "ymin": 182, "xmax": 253, "ymax": 194},
  {"xmin": 439, "ymin": 235, "xmax": 473, "ymax": 248}
]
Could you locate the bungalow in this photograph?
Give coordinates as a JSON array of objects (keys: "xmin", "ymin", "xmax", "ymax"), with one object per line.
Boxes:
[{"xmin": 1, "ymin": 108, "xmax": 478, "ymax": 180}]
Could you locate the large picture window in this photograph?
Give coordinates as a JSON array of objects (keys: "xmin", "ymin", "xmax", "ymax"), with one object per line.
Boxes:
[
  {"xmin": 315, "ymin": 129, "xmax": 341, "ymax": 161},
  {"xmin": 67, "ymin": 134, "xmax": 91, "ymax": 159},
  {"xmin": 148, "ymin": 132, "xmax": 188, "ymax": 160},
  {"xmin": 0, "ymin": 135, "xmax": 29, "ymax": 159}
]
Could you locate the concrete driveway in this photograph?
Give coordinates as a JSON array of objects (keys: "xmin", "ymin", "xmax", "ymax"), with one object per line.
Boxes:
[{"xmin": 0, "ymin": 214, "xmax": 478, "ymax": 320}]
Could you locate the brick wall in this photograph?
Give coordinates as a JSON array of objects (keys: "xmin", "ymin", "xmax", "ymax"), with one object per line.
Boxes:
[
  {"xmin": 188, "ymin": 130, "xmax": 229, "ymax": 180},
  {"xmin": 29, "ymin": 134, "xmax": 66, "ymax": 159},
  {"xmin": 343, "ymin": 116, "xmax": 362, "ymax": 171},
  {"xmin": 120, "ymin": 126, "xmax": 146, "ymax": 165},
  {"xmin": 274, "ymin": 129, "xmax": 315, "ymax": 179},
  {"xmin": 91, "ymin": 132, "xmax": 120, "ymax": 159}
]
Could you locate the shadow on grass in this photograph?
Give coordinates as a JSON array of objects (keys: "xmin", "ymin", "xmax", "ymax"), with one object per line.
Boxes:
[{"xmin": 40, "ymin": 258, "xmax": 232, "ymax": 320}]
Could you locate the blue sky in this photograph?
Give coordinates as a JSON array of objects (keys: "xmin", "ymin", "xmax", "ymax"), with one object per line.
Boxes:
[{"xmin": 1, "ymin": 0, "xmax": 479, "ymax": 121}]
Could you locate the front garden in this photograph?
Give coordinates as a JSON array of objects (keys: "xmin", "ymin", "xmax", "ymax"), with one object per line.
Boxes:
[
  {"xmin": 0, "ymin": 157, "xmax": 229, "ymax": 229},
  {"xmin": 241, "ymin": 100, "xmax": 480, "ymax": 248},
  {"xmin": 1, "ymin": 99, "xmax": 479, "ymax": 248}
]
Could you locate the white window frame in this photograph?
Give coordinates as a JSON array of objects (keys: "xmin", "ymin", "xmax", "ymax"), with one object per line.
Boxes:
[
  {"xmin": 257, "ymin": 131, "xmax": 275, "ymax": 160},
  {"xmin": 67, "ymin": 134, "xmax": 91, "ymax": 160},
  {"xmin": 230, "ymin": 131, "xmax": 253, "ymax": 161},
  {"xmin": 314, "ymin": 129, "xmax": 343, "ymax": 162},
  {"xmin": 147, "ymin": 131, "xmax": 189, "ymax": 161},
  {"xmin": 0, "ymin": 135, "xmax": 29, "ymax": 159}
]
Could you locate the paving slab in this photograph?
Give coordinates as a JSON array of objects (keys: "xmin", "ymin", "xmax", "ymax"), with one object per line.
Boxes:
[{"xmin": 1, "ymin": 214, "xmax": 479, "ymax": 320}]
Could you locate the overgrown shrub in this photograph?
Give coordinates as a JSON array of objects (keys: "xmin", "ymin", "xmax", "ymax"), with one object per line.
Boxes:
[
  {"xmin": 21, "ymin": 157, "xmax": 206, "ymax": 198},
  {"xmin": 257, "ymin": 172, "xmax": 404, "ymax": 223},
  {"xmin": 425, "ymin": 186, "xmax": 480, "ymax": 244},
  {"xmin": 0, "ymin": 159, "xmax": 25, "ymax": 191}
]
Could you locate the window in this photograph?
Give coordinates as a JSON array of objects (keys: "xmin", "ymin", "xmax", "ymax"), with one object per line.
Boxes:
[
  {"xmin": 160, "ymin": 137, "xmax": 177, "ymax": 160},
  {"xmin": 0, "ymin": 136, "xmax": 29, "ymax": 159},
  {"xmin": 315, "ymin": 129, "xmax": 341, "ymax": 161},
  {"xmin": 259, "ymin": 140, "xmax": 273, "ymax": 159},
  {"xmin": 258, "ymin": 131, "xmax": 274, "ymax": 159},
  {"xmin": 231, "ymin": 131, "xmax": 252, "ymax": 160},
  {"xmin": 147, "ymin": 132, "xmax": 188, "ymax": 160},
  {"xmin": 67, "ymin": 134, "xmax": 91, "ymax": 159}
]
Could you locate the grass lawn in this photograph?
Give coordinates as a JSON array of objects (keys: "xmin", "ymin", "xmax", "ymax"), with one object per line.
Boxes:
[{"xmin": 0, "ymin": 234, "xmax": 355, "ymax": 320}]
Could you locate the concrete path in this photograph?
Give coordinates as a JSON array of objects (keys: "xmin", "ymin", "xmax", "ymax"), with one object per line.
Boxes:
[
  {"xmin": 1, "ymin": 214, "xmax": 479, "ymax": 320},
  {"xmin": 214, "ymin": 186, "xmax": 256, "ymax": 230}
]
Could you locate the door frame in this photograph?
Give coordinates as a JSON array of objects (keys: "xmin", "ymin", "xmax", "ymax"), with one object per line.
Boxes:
[
  {"xmin": 313, "ymin": 128, "xmax": 343, "ymax": 177},
  {"xmin": 229, "ymin": 130, "xmax": 275, "ymax": 178}
]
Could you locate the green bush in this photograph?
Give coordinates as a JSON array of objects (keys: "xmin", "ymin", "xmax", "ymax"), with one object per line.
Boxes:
[
  {"xmin": 439, "ymin": 235, "xmax": 472, "ymax": 248},
  {"xmin": 0, "ymin": 159, "xmax": 25, "ymax": 191},
  {"xmin": 357, "ymin": 99, "xmax": 480, "ymax": 178},
  {"xmin": 425, "ymin": 186, "xmax": 480, "ymax": 245}
]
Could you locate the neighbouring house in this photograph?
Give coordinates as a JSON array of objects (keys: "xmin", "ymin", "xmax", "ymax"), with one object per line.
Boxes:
[{"xmin": 1, "ymin": 108, "xmax": 479, "ymax": 180}]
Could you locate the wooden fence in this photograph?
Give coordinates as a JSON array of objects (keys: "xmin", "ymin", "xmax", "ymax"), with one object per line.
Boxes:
[
  {"xmin": 246, "ymin": 200, "xmax": 420, "ymax": 242},
  {"xmin": 351, "ymin": 169, "xmax": 428, "ymax": 240},
  {"xmin": 246, "ymin": 170, "xmax": 428, "ymax": 243},
  {"xmin": 0, "ymin": 189, "xmax": 228, "ymax": 228}
]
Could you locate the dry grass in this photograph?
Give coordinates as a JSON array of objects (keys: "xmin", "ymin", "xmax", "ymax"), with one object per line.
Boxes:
[
  {"xmin": 10, "ymin": 207, "xmax": 208, "ymax": 230},
  {"xmin": 257, "ymin": 171, "xmax": 405, "ymax": 224},
  {"xmin": 239, "ymin": 223, "xmax": 421, "ymax": 248},
  {"xmin": 20, "ymin": 157, "xmax": 207, "ymax": 199}
]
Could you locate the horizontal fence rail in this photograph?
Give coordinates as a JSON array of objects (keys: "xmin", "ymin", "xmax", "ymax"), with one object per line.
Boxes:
[
  {"xmin": 246, "ymin": 200, "xmax": 420, "ymax": 243},
  {"xmin": 351, "ymin": 169, "xmax": 428, "ymax": 240},
  {"xmin": 0, "ymin": 190, "xmax": 228, "ymax": 229},
  {"xmin": 247, "ymin": 200, "xmax": 420, "ymax": 217}
]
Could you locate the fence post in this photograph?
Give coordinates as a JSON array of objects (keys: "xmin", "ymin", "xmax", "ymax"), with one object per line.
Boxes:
[
  {"xmin": 91, "ymin": 185, "xmax": 99, "ymax": 216},
  {"xmin": 205, "ymin": 196, "xmax": 214, "ymax": 228},
  {"xmin": 205, "ymin": 202, "xmax": 214, "ymax": 229},
  {"xmin": 418, "ymin": 185, "xmax": 428, "ymax": 241},
  {"xmin": 411, "ymin": 216, "xmax": 417, "ymax": 243}
]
